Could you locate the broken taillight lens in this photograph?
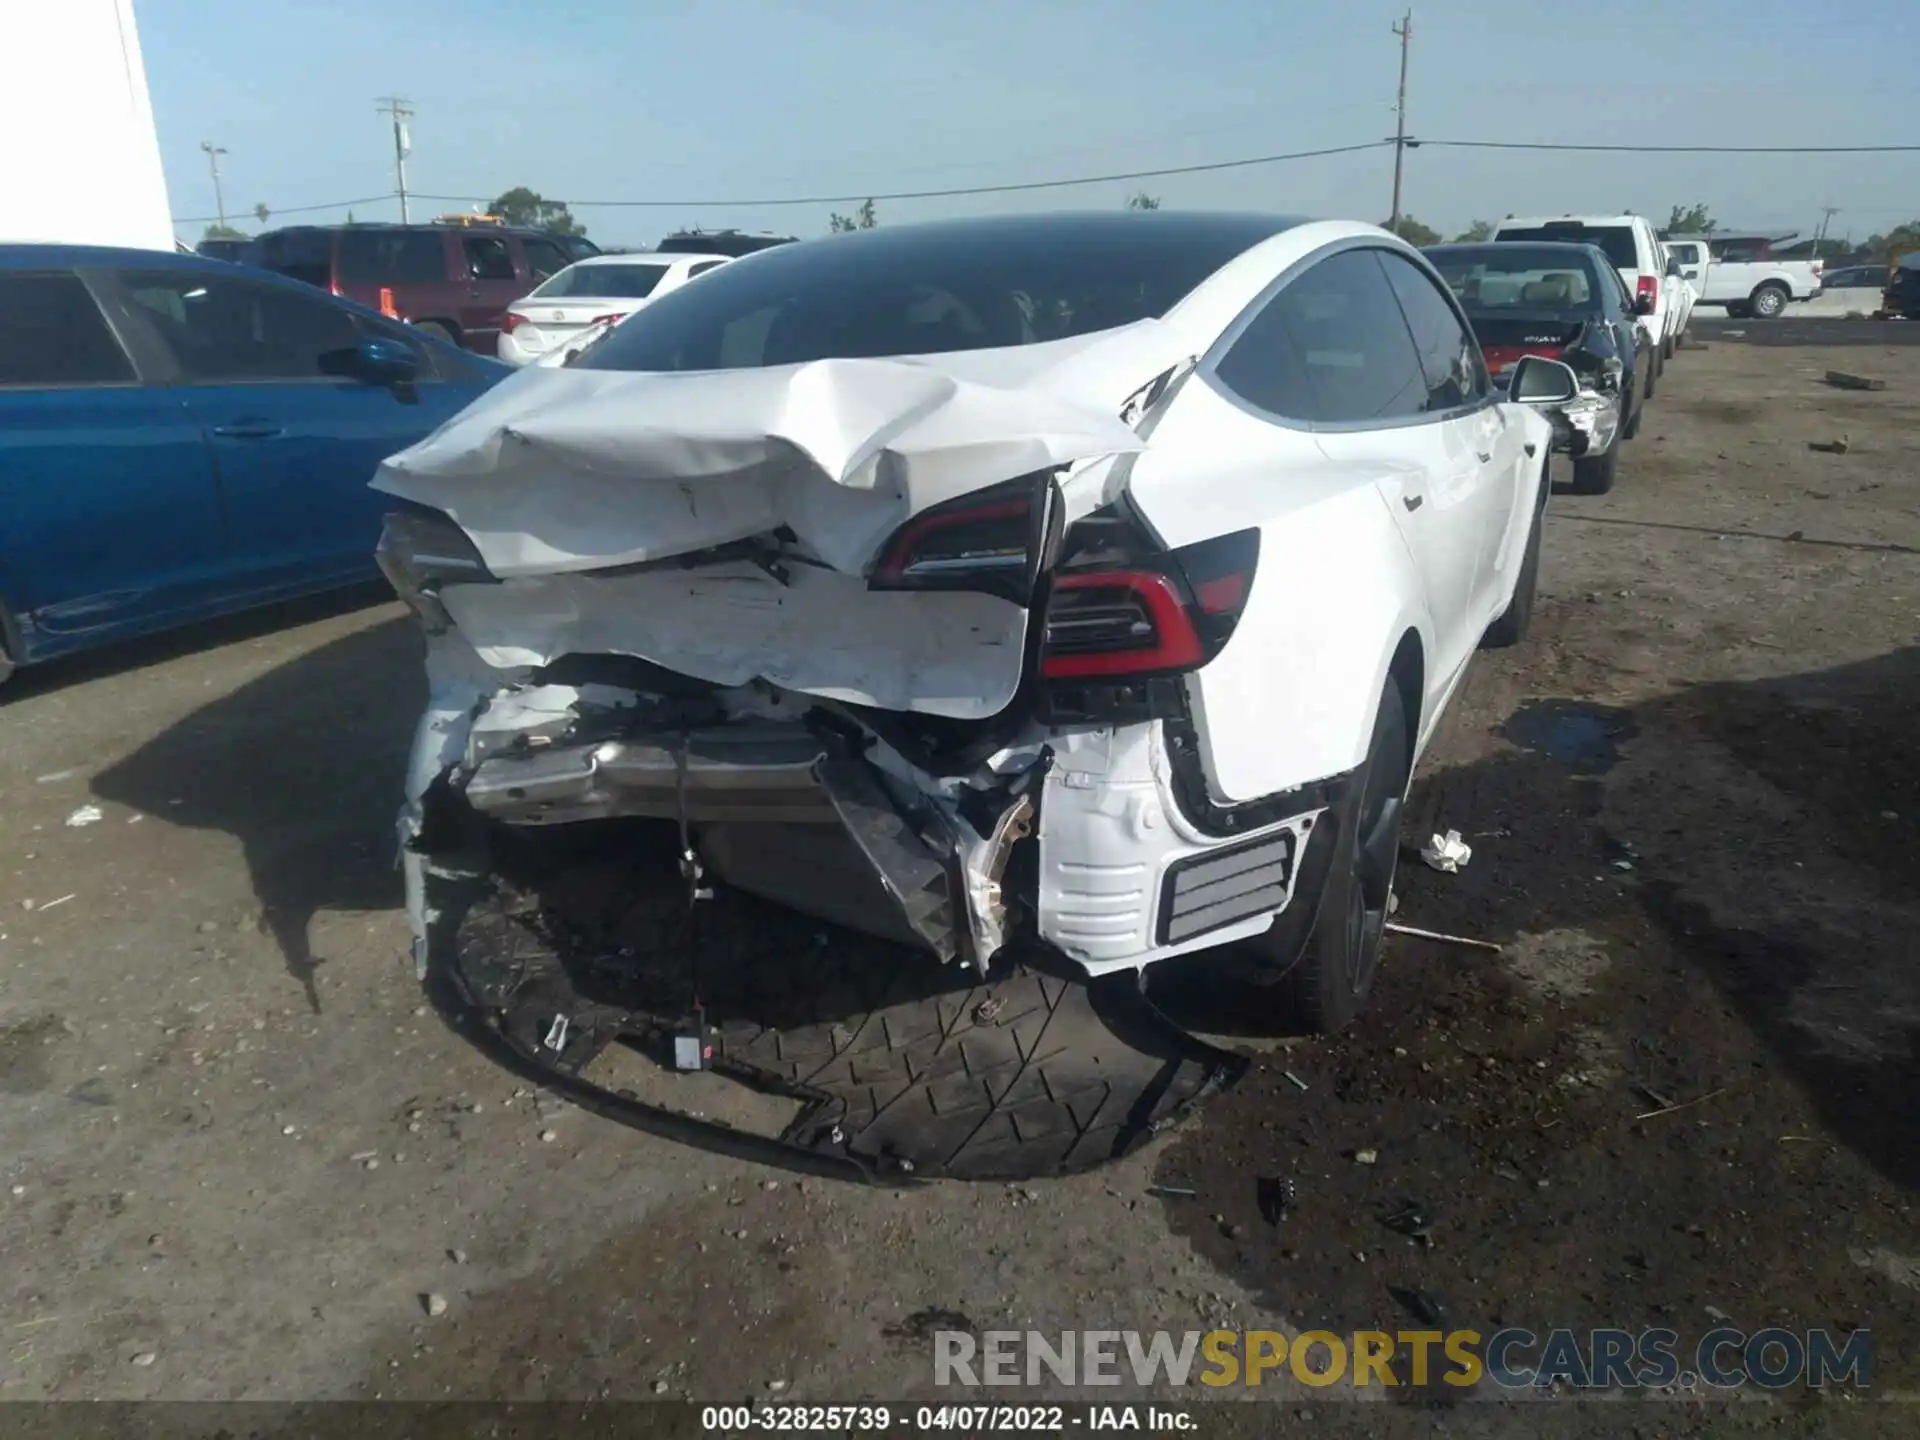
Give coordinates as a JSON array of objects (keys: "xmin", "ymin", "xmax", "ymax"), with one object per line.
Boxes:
[
  {"xmin": 869, "ymin": 475, "xmax": 1056, "ymax": 604},
  {"xmin": 377, "ymin": 503, "xmax": 496, "ymax": 632}
]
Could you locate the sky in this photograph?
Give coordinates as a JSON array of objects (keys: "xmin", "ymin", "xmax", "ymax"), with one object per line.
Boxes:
[{"xmin": 138, "ymin": 0, "xmax": 1919, "ymax": 251}]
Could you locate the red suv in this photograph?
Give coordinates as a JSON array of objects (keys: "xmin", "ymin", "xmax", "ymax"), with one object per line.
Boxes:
[{"xmin": 243, "ymin": 223, "xmax": 600, "ymax": 352}]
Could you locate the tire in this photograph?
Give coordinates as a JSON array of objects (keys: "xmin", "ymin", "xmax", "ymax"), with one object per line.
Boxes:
[
  {"xmin": 1622, "ymin": 387, "xmax": 1643, "ymax": 440},
  {"xmin": 1261, "ymin": 681, "xmax": 1411, "ymax": 1033},
  {"xmin": 1725, "ymin": 300, "xmax": 1753, "ymax": 320},
  {"xmin": 1571, "ymin": 442, "xmax": 1619, "ymax": 496},
  {"xmin": 1662, "ymin": 331, "xmax": 1675, "ymax": 361},
  {"xmin": 1750, "ymin": 283, "xmax": 1788, "ymax": 320},
  {"xmin": 1644, "ymin": 349, "xmax": 1658, "ymax": 399},
  {"xmin": 410, "ymin": 319, "xmax": 460, "ymax": 347},
  {"xmin": 1482, "ymin": 471, "xmax": 1545, "ymax": 647}
]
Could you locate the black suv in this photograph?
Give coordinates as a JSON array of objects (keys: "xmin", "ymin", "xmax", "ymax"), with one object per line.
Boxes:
[{"xmin": 656, "ymin": 229, "xmax": 797, "ymax": 258}]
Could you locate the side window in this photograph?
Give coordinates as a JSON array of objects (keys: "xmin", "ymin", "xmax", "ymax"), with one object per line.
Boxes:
[
  {"xmin": 120, "ymin": 271, "xmax": 358, "ymax": 382},
  {"xmin": 520, "ymin": 237, "xmax": 569, "ymax": 282},
  {"xmin": 1215, "ymin": 248, "xmax": 1425, "ymax": 424},
  {"xmin": 462, "ymin": 236, "xmax": 517, "ymax": 282},
  {"xmin": 689, "ymin": 260, "xmax": 725, "ymax": 277},
  {"xmin": 1378, "ymin": 251, "xmax": 1488, "ymax": 411},
  {"xmin": 339, "ymin": 231, "xmax": 447, "ymax": 285},
  {"xmin": 0, "ymin": 272, "xmax": 137, "ymax": 386}
]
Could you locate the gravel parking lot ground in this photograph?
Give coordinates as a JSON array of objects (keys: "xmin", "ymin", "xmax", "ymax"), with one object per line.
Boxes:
[{"xmin": 1, "ymin": 337, "xmax": 1916, "ymax": 1430}]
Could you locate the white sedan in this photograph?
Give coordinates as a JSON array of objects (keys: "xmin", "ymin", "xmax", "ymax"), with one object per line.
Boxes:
[
  {"xmin": 379, "ymin": 213, "xmax": 1574, "ymax": 1043},
  {"xmin": 496, "ymin": 252, "xmax": 730, "ymax": 366}
]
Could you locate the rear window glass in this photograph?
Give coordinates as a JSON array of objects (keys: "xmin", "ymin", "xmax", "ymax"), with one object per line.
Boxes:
[
  {"xmin": 532, "ymin": 263, "xmax": 670, "ymax": 300},
  {"xmin": 1496, "ymin": 224, "xmax": 1639, "ymax": 272},
  {"xmin": 585, "ymin": 217, "xmax": 1275, "ymax": 372},
  {"xmin": 248, "ymin": 230, "xmax": 334, "ymax": 288},
  {"xmin": 0, "ymin": 272, "xmax": 136, "ymax": 385},
  {"xmin": 338, "ymin": 230, "xmax": 446, "ymax": 285},
  {"xmin": 1428, "ymin": 247, "xmax": 1602, "ymax": 314}
]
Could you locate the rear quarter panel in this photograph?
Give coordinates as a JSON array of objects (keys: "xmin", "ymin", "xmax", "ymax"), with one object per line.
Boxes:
[{"xmin": 1124, "ymin": 375, "xmax": 1432, "ymax": 802}]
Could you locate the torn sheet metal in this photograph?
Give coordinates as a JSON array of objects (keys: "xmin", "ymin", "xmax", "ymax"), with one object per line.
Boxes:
[{"xmin": 370, "ymin": 320, "xmax": 1192, "ymax": 579}]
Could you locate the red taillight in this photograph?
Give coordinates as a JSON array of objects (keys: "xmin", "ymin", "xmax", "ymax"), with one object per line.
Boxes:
[
  {"xmin": 1039, "ymin": 528, "xmax": 1259, "ymax": 682},
  {"xmin": 592, "ymin": 312, "xmax": 626, "ymax": 327},
  {"xmin": 1040, "ymin": 571, "xmax": 1205, "ymax": 679},
  {"xmin": 1637, "ymin": 274, "xmax": 1658, "ymax": 307},
  {"xmin": 501, "ymin": 311, "xmax": 527, "ymax": 334},
  {"xmin": 870, "ymin": 477, "xmax": 1051, "ymax": 603}
]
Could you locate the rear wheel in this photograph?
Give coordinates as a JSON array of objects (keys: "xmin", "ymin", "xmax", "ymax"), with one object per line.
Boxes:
[
  {"xmin": 410, "ymin": 319, "xmax": 459, "ymax": 347},
  {"xmin": 1260, "ymin": 682, "xmax": 1410, "ymax": 1033},
  {"xmin": 1644, "ymin": 348, "xmax": 1658, "ymax": 399},
  {"xmin": 1750, "ymin": 283, "xmax": 1789, "ymax": 320},
  {"xmin": 1726, "ymin": 300, "xmax": 1753, "ymax": 320}
]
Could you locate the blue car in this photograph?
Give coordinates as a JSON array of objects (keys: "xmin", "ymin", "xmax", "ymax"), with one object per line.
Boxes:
[{"xmin": 0, "ymin": 244, "xmax": 506, "ymax": 685}]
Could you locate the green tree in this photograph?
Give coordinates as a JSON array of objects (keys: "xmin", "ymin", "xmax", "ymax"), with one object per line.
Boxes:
[
  {"xmin": 488, "ymin": 187, "xmax": 588, "ymax": 236},
  {"xmin": 202, "ymin": 222, "xmax": 246, "ymax": 241},
  {"xmin": 829, "ymin": 198, "xmax": 878, "ymax": 232},
  {"xmin": 1126, "ymin": 190, "xmax": 1162, "ymax": 211},
  {"xmin": 1452, "ymin": 219, "xmax": 1492, "ymax": 242},
  {"xmin": 1865, "ymin": 221, "xmax": 1920, "ymax": 259},
  {"xmin": 1664, "ymin": 203, "xmax": 1715, "ymax": 236},
  {"xmin": 1383, "ymin": 215, "xmax": 1441, "ymax": 246},
  {"xmin": 253, "ymin": 202, "xmax": 271, "ymax": 226}
]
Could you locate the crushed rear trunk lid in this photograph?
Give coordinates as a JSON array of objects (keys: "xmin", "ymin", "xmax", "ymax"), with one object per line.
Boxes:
[{"xmin": 370, "ymin": 324, "xmax": 1194, "ymax": 719}]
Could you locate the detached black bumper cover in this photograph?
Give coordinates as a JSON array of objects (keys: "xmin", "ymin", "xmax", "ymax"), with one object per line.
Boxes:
[{"xmin": 422, "ymin": 830, "xmax": 1244, "ymax": 1183}]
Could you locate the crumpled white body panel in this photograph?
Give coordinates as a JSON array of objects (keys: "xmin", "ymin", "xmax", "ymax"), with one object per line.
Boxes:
[
  {"xmin": 371, "ymin": 321, "xmax": 1194, "ymax": 579},
  {"xmin": 440, "ymin": 560, "xmax": 1028, "ymax": 719}
]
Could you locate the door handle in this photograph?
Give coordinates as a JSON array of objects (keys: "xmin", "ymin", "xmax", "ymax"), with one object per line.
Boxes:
[
  {"xmin": 212, "ymin": 420, "xmax": 284, "ymax": 440},
  {"xmin": 469, "ymin": 288, "xmax": 484, "ymax": 299},
  {"xmin": 1403, "ymin": 493, "xmax": 1424, "ymax": 512},
  {"xmin": 1477, "ymin": 450, "xmax": 1493, "ymax": 464}
]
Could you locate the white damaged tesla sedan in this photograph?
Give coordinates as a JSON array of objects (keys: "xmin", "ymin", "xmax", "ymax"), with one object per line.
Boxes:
[{"xmin": 376, "ymin": 211, "xmax": 1576, "ymax": 1080}]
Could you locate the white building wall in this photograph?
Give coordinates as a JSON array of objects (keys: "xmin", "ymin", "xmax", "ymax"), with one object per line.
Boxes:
[{"xmin": 0, "ymin": 0, "xmax": 174, "ymax": 251}]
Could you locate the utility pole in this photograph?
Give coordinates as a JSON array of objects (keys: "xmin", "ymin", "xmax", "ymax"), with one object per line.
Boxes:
[
  {"xmin": 200, "ymin": 141, "xmax": 229, "ymax": 230},
  {"xmin": 1388, "ymin": 11, "xmax": 1413, "ymax": 233},
  {"xmin": 376, "ymin": 97, "xmax": 415, "ymax": 222},
  {"xmin": 1812, "ymin": 206, "xmax": 1839, "ymax": 259}
]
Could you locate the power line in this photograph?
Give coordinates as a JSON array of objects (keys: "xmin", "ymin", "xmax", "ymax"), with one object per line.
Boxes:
[
  {"xmin": 176, "ymin": 193, "xmax": 397, "ymax": 224},
  {"xmin": 412, "ymin": 141, "xmax": 1393, "ymax": 211},
  {"xmin": 1418, "ymin": 139, "xmax": 1920, "ymax": 154},
  {"xmin": 175, "ymin": 136, "xmax": 1920, "ymax": 225}
]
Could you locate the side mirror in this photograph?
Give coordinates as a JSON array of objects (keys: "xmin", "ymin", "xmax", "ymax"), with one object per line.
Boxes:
[
  {"xmin": 320, "ymin": 335, "xmax": 421, "ymax": 398},
  {"xmin": 1509, "ymin": 354, "xmax": 1580, "ymax": 405},
  {"xmin": 1633, "ymin": 292, "xmax": 1656, "ymax": 316},
  {"xmin": 1665, "ymin": 258, "xmax": 1682, "ymax": 278},
  {"xmin": 354, "ymin": 336, "xmax": 421, "ymax": 384}
]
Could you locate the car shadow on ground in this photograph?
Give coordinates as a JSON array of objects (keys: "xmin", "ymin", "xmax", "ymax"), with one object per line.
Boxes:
[
  {"xmin": 2, "ymin": 583, "xmax": 393, "ymax": 703},
  {"xmin": 90, "ymin": 609, "xmax": 423, "ymax": 1012},
  {"xmin": 1148, "ymin": 643, "xmax": 1919, "ymax": 1395}
]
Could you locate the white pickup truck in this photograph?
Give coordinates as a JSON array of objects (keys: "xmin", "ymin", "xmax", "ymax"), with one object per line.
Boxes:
[{"xmin": 1666, "ymin": 233, "xmax": 1822, "ymax": 319}]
